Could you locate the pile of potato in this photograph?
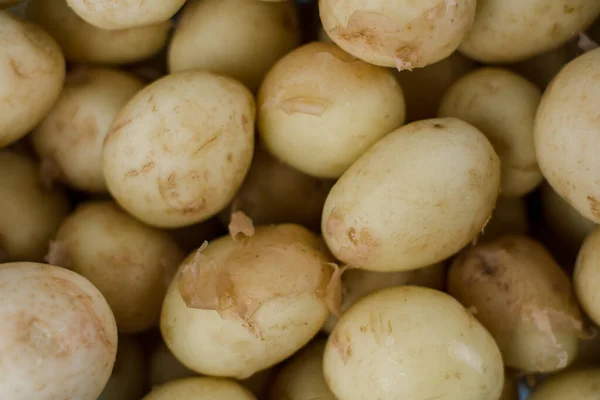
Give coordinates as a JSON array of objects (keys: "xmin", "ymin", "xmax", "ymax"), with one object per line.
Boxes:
[{"xmin": 1, "ymin": 0, "xmax": 600, "ymax": 399}]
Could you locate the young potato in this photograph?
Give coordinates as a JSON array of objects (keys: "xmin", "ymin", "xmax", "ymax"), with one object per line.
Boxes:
[
  {"xmin": 322, "ymin": 118, "xmax": 500, "ymax": 272},
  {"xmin": 439, "ymin": 68, "xmax": 543, "ymax": 197},
  {"xmin": 324, "ymin": 286, "xmax": 504, "ymax": 400},
  {"xmin": 528, "ymin": 368, "xmax": 600, "ymax": 400},
  {"xmin": 535, "ymin": 48, "xmax": 600, "ymax": 223},
  {"xmin": 99, "ymin": 335, "xmax": 145, "ymax": 400},
  {"xmin": 459, "ymin": 0, "xmax": 600, "ymax": 63},
  {"xmin": 47, "ymin": 201, "xmax": 184, "ymax": 333},
  {"xmin": 168, "ymin": 0, "xmax": 301, "ymax": 92},
  {"xmin": 31, "ymin": 67, "xmax": 144, "ymax": 193},
  {"xmin": 143, "ymin": 377, "xmax": 256, "ymax": 400},
  {"xmin": 574, "ymin": 227, "xmax": 600, "ymax": 327},
  {"xmin": 27, "ymin": 0, "xmax": 170, "ymax": 65},
  {"xmin": 0, "ymin": 11, "xmax": 65, "ymax": 149},
  {"xmin": 103, "ymin": 70, "xmax": 255, "ymax": 228},
  {"xmin": 150, "ymin": 342, "xmax": 197, "ymax": 388},
  {"xmin": 448, "ymin": 235, "xmax": 583, "ymax": 373},
  {"xmin": 0, "ymin": 150, "xmax": 70, "ymax": 262},
  {"xmin": 161, "ymin": 224, "xmax": 339, "ymax": 379},
  {"xmin": 65, "ymin": 0, "xmax": 185, "ymax": 30},
  {"xmin": 481, "ymin": 197, "xmax": 529, "ymax": 241},
  {"xmin": 319, "ymin": 0, "xmax": 477, "ymax": 70},
  {"xmin": 258, "ymin": 42, "xmax": 405, "ymax": 178},
  {"xmin": 0, "ymin": 262, "xmax": 118, "ymax": 400},
  {"xmin": 508, "ymin": 45, "xmax": 575, "ymax": 90}
]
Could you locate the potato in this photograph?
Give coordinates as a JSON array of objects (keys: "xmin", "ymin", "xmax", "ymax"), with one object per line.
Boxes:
[
  {"xmin": 161, "ymin": 223, "xmax": 339, "ymax": 379},
  {"xmin": 322, "ymin": 118, "xmax": 500, "ymax": 272},
  {"xmin": 448, "ymin": 235, "xmax": 583, "ymax": 373},
  {"xmin": 459, "ymin": 0, "xmax": 600, "ymax": 63},
  {"xmin": 65, "ymin": 0, "xmax": 185, "ymax": 30},
  {"xmin": 258, "ymin": 42, "xmax": 405, "ymax": 178},
  {"xmin": 324, "ymin": 286, "xmax": 504, "ymax": 400},
  {"xmin": 439, "ymin": 68, "xmax": 543, "ymax": 197},
  {"xmin": 0, "ymin": 150, "xmax": 70, "ymax": 262},
  {"xmin": 31, "ymin": 67, "xmax": 144, "ymax": 193},
  {"xmin": 508, "ymin": 45, "xmax": 575, "ymax": 90},
  {"xmin": 27, "ymin": 0, "xmax": 170, "ymax": 65},
  {"xmin": 103, "ymin": 70, "xmax": 255, "ymax": 228},
  {"xmin": 143, "ymin": 377, "xmax": 256, "ymax": 400},
  {"xmin": 534, "ymin": 48, "xmax": 600, "ymax": 223},
  {"xmin": 319, "ymin": 0, "xmax": 477, "ymax": 70},
  {"xmin": 150, "ymin": 342, "xmax": 197, "ymax": 388},
  {"xmin": 168, "ymin": 0, "xmax": 301, "ymax": 92},
  {"xmin": 47, "ymin": 201, "xmax": 184, "ymax": 333},
  {"xmin": 0, "ymin": 11, "xmax": 65, "ymax": 148},
  {"xmin": 99, "ymin": 335, "xmax": 145, "ymax": 400},
  {"xmin": 481, "ymin": 197, "xmax": 529, "ymax": 241},
  {"xmin": 574, "ymin": 227, "xmax": 600, "ymax": 327},
  {"xmin": 0, "ymin": 262, "xmax": 118, "ymax": 400},
  {"xmin": 528, "ymin": 368, "xmax": 600, "ymax": 400}
]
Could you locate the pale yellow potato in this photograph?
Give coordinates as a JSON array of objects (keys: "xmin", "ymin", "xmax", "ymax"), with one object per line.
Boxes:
[
  {"xmin": 319, "ymin": 0, "xmax": 477, "ymax": 69},
  {"xmin": 322, "ymin": 118, "xmax": 500, "ymax": 272},
  {"xmin": 27, "ymin": 0, "xmax": 170, "ymax": 65},
  {"xmin": 0, "ymin": 11, "xmax": 65, "ymax": 148},
  {"xmin": 258, "ymin": 42, "xmax": 405, "ymax": 178},
  {"xmin": 103, "ymin": 70, "xmax": 255, "ymax": 228},
  {"xmin": 143, "ymin": 377, "xmax": 256, "ymax": 400},
  {"xmin": 324, "ymin": 286, "xmax": 504, "ymax": 400},
  {"xmin": 66, "ymin": 0, "xmax": 185, "ymax": 29},
  {"xmin": 448, "ymin": 235, "xmax": 583, "ymax": 373},
  {"xmin": 529, "ymin": 368, "xmax": 600, "ymax": 400},
  {"xmin": 575, "ymin": 227, "xmax": 600, "ymax": 327},
  {"xmin": 168, "ymin": 0, "xmax": 301, "ymax": 92},
  {"xmin": 149, "ymin": 342, "xmax": 197, "ymax": 388},
  {"xmin": 32, "ymin": 67, "xmax": 144, "ymax": 193},
  {"xmin": 0, "ymin": 262, "xmax": 118, "ymax": 400},
  {"xmin": 508, "ymin": 45, "xmax": 575, "ymax": 89},
  {"xmin": 48, "ymin": 201, "xmax": 184, "ymax": 333},
  {"xmin": 535, "ymin": 48, "xmax": 600, "ymax": 223},
  {"xmin": 99, "ymin": 336, "xmax": 145, "ymax": 400},
  {"xmin": 481, "ymin": 197, "xmax": 529, "ymax": 241},
  {"xmin": 0, "ymin": 150, "xmax": 70, "ymax": 262}
]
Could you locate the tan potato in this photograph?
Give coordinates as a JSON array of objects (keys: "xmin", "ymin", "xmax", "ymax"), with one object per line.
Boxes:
[
  {"xmin": 0, "ymin": 150, "xmax": 70, "ymax": 262},
  {"xmin": 47, "ymin": 201, "xmax": 184, "ymax": 333},
  {"xmin": 143, "ymin": 377, "xmax": 256, "ymax": 400},
  {"xmin": 324, "ymin": 286, "xmax": 504, "ymax": 400},
  {"xmin": 459, "ymin": 0, "xmax": 600, "ymax": 63},
  {"xmin": 481, "ymin": 197, "xmax": 529, "ymax": 241},
  {"xmin": 31, "ymin": 67, "xmax": 144, "ymax": 193},
  {"xmin": 0, "ymin": 262, "xmax": 118, "ymax": 399},
  {"xmin": 27, "ymin": 0, "xmax": 170, "ymax": 65},
  {"xmin": 439, "ymin": 68, "xmax": 543, "ymax": 197},
  {"xmin": 168, "ymin": 0, "xmax": 301, "ymax": 92},
  {"xmin": 319, "ymin": 0, "xmax": 477, "ymax": 70},
  {"xmin": 99, "ymin": 335, "xmax": 145, "ymax": 400},
  {"xmin": 574, "ymin": 227, "xmax": 600, "ymax": 327},
  {"xmin": 448, "ymin": 235, "xmax": 583, "ymax": 373},
  {"xmin": 508, "ymin": 45, "xmax": 576, "ymax": 90},
  {"xmin": 322, "ymin": 118, "xmax": 500, "ymax": 272},
  {"xmin": 529, "ymin": 368, "xmax": 600, "ymax": 400},
  {"xmin": 258, "ymin": 41, "xmax": 405, "ymax": 178},
  {"xmin": 534, "ymin": 48, "xmax": 600, "ymax": 223},
  {"xmin": 150, "ymin": 342, "xmax": 197, "ymax": 388},
  {"xmin": 0, "ymin": 11, "xmax": 65, "ymax": 148},
  {"xmin": 103, "ymin": 70, "xmax": 255, "ymax": 228}
]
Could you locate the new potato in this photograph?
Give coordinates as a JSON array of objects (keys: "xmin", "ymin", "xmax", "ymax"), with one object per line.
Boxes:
[
  {"xmin": 142, "ymin": 377, "xmax": 256, "ymax": 400},
  {"xmin": 574, "ymin": 227, "xmax": 600, "ymax": 327},
  {"xmin": 528, "ymin": 368, "xmax": 600, "ymax": 400}
]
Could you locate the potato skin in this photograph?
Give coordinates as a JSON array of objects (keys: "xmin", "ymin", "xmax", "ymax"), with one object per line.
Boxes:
[
  {"xmin": 448, "ymin": 235, "xmax": 583, "ymax": 373},
  {"xmin": 528, "ymin": 368, "xmax": 600, "ymax": 400},
  {"xmin": 574, "ymin": 227, "xmax": 600, "ymax": 327},
  {"xmin": 534, "ymin": 48, "xmax": 600, "ymax": 223},
  {"xmin": 0, "ymin": 262, "xmax": 118, "ymax": 400},
  {"xmin": 103, "ymin": 70, "xmax": 255, "ymax": 228},
  {"xmin": 143, "ymin": 377, "xmax": 256, "ymax": 400},
  {"xmin": 322, "ymin": 118, "xmax": 500, "ymax": 272}
]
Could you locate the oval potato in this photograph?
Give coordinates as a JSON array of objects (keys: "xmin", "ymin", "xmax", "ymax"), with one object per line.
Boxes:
[
  {"xmin": 574, "ymin": 227, "xmax": 600, "ymax": 327},
  {"xmin": 529, "ymin": 368, "xmax": 600, "ymax": 400},
  {"xmin": 142, "ymin": 377, "xmax": 256, "ymax": 400}
]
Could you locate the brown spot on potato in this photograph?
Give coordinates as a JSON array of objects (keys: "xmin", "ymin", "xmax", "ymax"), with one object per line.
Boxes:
[
  {"xmin": 563, "ymin": 5, "xmax": 575, "ymax": 14},
  {"xmin": 158, "ymin": 172, "xmax": 207, "ymax": 214},
  {"xmin": 141, "ymin": 162, "xmax": 155, "ymax": 173},
  {"xmin": 432, "ymin": 123, "xmax": 444, "ymax": 129},
  {"xmin": 325, "ymin": 208, "xmax": 379, "ymax": 266},
  {"xmin": 125, "ymin": 170, "xmax": 139, "ymax": 177},
  {"xmin": 332, "ymin": 331, "xmax": 353, "ymax": 363},
  {"xmin": 588, "ymin": 196, "xmax": 600, "ymax": 219}
]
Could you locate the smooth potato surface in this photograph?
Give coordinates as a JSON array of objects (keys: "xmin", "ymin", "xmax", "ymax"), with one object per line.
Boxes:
[
  {"xmin": 574, "ymin": 227, "xmax": 600, "ymax": 327},
  {"xmin": 529, "ymin": 369, "xmax": 600, "ymax": 400},
  {"xmin": 142, "ymin": 377, "xmax": 256, "ymax": 400}
]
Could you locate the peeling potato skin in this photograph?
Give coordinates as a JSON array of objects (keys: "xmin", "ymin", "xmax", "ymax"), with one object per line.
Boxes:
[
  {"xmin": 321, "ymin": 118, "xmax": 500, "ymax": 272},
  {"xmin": 103, "ymin": 70, "xmax": 255, "ymax": 228},
  {"xmin": 535, "ymin": 48, "xmax": 600, "ymax": 224},
  {"xmin": 0, "ymin": 262, "xmax": 118, "ymax": 400},
  {"xmin": 528, "ymin": 368, "xmax": 600, "ymax": 400},
  {"xmin": 448, "ymin": 235, "xmax": 583, "ymax": 373},
  {"xmin": 142, "ymin": 377, "xmax": 256, "ymax": 400},
  {"xmin": 574, "ymin": 227, "xmax": 600, "ymax": 327},
  {"xmin": 323, "ymin": 286, "xmax": 504, "ymax": 400}
]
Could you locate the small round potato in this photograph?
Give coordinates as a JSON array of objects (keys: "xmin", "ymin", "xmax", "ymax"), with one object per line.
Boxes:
[
  {"xmin": 535, "ymin": 48, "xmax": 600, "ymax": 223},
  {"xmin": 150, "ymin": 342, "xmax": 197, "ymax": 388},
  {"xmin": 448, "ymin": 235, "xmax": 583, "ymax": 373},
  {"xmin": 258, "ymin": 42, "xmax": 405, "ymax": 178},
  {"xmin": 0, "ymin": 262, "xmax": 118, "ymax": 400},
  {"xmin": 103, "ymin": 70, "xmax": 255, "ymax": 228},
  {"xmin": 0, "ymin": 11, "xmax": 65, "ymax": 148},
  {"xmin": 574, "ymin": 227, "xmax": 600, "ymax": 327},
  {"xmin": 65, "ymin": 0, "xmax": 185, "ymax": 30},
  {"xmin": 168, "ymin": 0, "xmax": 301, "ymax": 92},
  {"xmin": 143, "ymin": 377, "xmax": 256, "ymax": 400},
  {"xmin": 0, "ymin": 150, "xmax": 70, "ymax": 262},
  {"xmin": 481, "ymin": 197, "xmax": 529, "ymax": 241},
  {"xmin": 439, "ymin": 68, "xmax": 543, "ymax": 197},
  {"xmin": 324, "ymin": 286, "xmax": 504, "ymax": 400},
  {"xmin": 48, "ymin": 201, "xmax": 184, "ymax": 333},
  {"xmin": 459, "ymin": 0, "xmax": 600, "ymax": 63},
  {"xmin": 99, "ymin": 335, "xmax": 145, "ymax": 400},
  {"xmin": 27, "ymin": 0, "xmax": 170, "ymax": 65},
  {"xmin": 32, "ymin": 67, "xmax": 144, "ymax": 193},
  {"xmin": 528, "ymin": 368, "xmax": 600, "ymax": 400},
  {"xmin": 322, "ymin": 118, "xmax": 500, "ymax": 272},
  {"xmin": 319, "ymin": 0, "xmax": 477, "ymax": 70}
]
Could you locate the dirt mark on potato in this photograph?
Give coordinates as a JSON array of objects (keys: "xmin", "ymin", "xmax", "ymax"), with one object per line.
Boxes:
[{"xmin": 588, "ymin": 196, "xmax": 600, "ymax": 219}]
